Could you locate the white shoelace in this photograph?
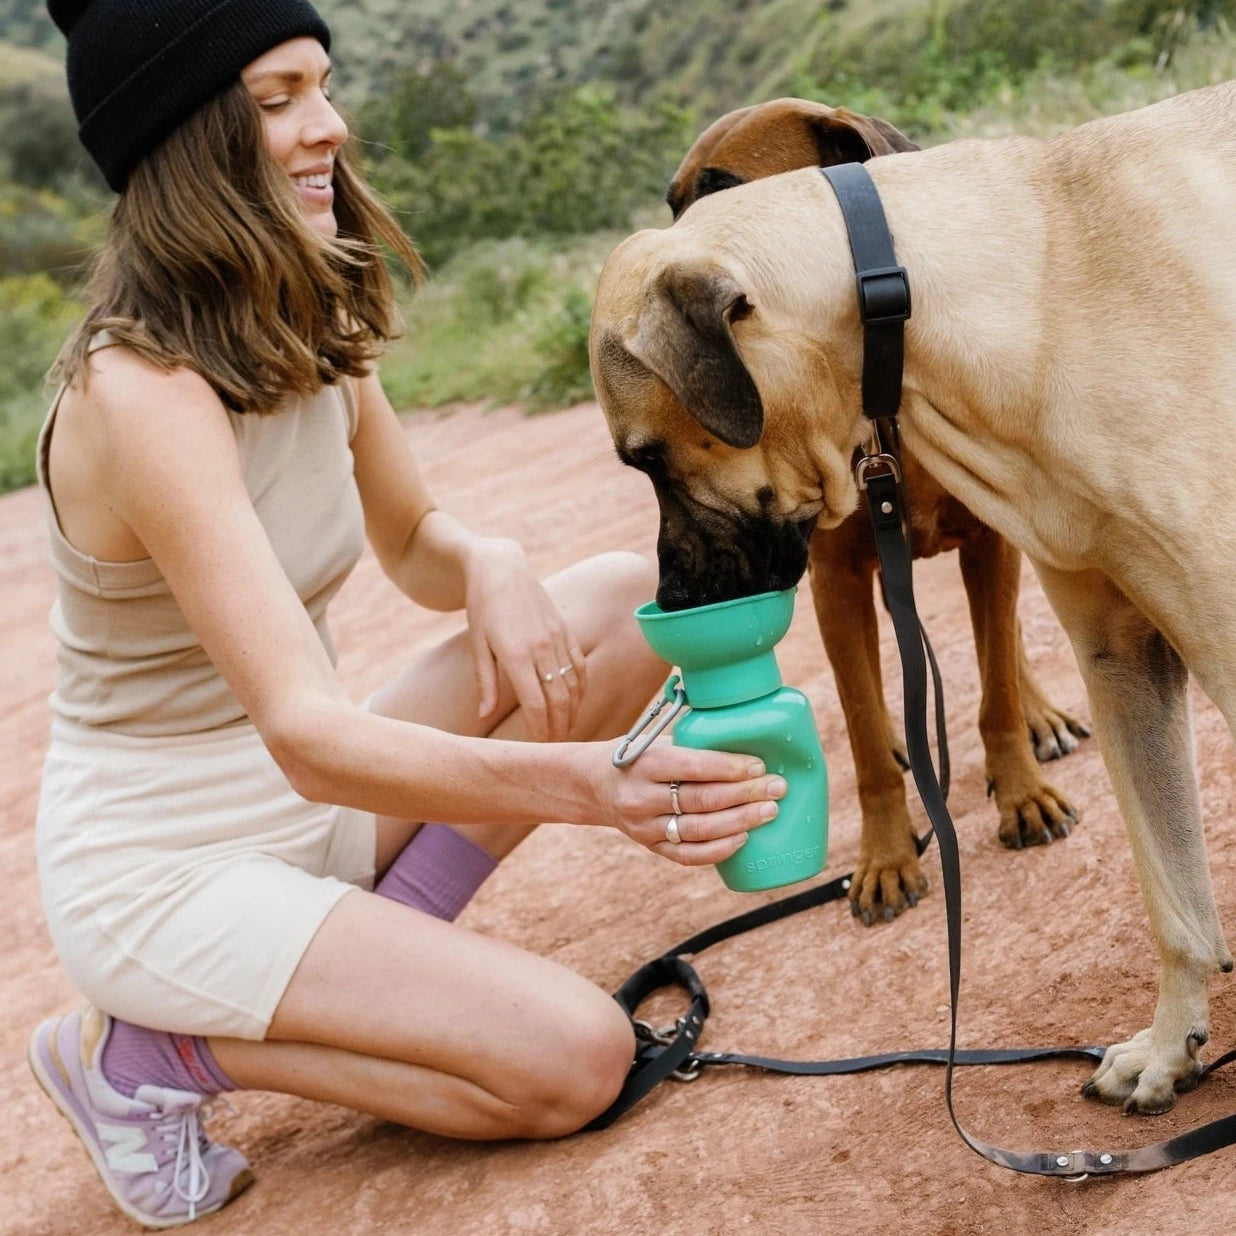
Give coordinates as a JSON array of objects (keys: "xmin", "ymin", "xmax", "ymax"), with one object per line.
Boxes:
[{"xmin": 161, "ymin": 1108, "xmax": 210, "ymax": 1220}]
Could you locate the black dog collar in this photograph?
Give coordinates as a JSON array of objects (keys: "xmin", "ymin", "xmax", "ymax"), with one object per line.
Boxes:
[{"xmin": 819, "ymin": 163, "xmax": 911, "ymax": 423}]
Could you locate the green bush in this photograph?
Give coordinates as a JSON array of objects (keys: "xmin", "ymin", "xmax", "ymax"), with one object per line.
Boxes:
[
  {"xmin": 0, "ymin": 392, "xmax": 43, "ymax": 491},
  {"xmin": 0, "ymin": 272, "xmax": 78, "ymax": 402},
  {"xmin": 454, "ymin": 244, "xmax": 554, "ymax": 324},
  {"xmin": 0, "ymin": 181, "xmax": 103, "ymax": 280},
  {"xmin": 367, "ymin": 85, "xmax": 690, "ymax": 265},
  {"xmin": 521, "ymin": 285, "xmax": 594, "ymax": 411},
  {"xmin": 378, "ymin": 231, "xmax": 618, "ymax": 414},
  {"xmin": 357, "ymin": 61, "xmax": 478, "ymax": 163},
  {"xmin": 0, "ymin": 272, "xmax": 81, "ymax": 490},
  {"xmin": 0, "ymin": 81, "xmax": 91, "ymax": 191}
]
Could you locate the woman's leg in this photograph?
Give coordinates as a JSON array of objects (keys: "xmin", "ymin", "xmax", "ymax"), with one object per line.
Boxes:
[{"xmin": 210, "ymin": 889, "xmax": 635, "ymax": 1139}]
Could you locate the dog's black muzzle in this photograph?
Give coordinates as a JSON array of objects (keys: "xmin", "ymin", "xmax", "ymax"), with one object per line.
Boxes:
[{"xmin": 652, "ymin": 483, "xmax": 818, "ymax": 611}]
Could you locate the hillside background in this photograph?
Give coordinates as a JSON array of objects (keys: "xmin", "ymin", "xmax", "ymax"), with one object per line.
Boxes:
[{"xmin": 2, "ymin": 0, "xmax": 1236, "ymax": 491}]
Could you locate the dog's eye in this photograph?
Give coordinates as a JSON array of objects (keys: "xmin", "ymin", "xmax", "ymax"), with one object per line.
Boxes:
[
  {"xmin": 617, "ymin": 439, "xmax": 669, "ymax": 477},
  {"xmin": 727, "ymin": 294, "xmax": 754, "ymax": 324}
]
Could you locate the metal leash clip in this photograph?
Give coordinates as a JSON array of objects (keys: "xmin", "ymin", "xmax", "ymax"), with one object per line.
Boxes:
[
  {"xmin": 632, "ymin": 1019, "xmax": 703, "ymax": 1082},
  {"xmin": 612, "ymin": 676, "xmax": 688, "ymax": 767},
  {"xmin": 853, "ymin": 429, "xmax": 902, "ymax": 491}
]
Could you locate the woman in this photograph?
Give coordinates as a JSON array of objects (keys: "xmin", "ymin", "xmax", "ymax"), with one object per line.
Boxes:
[{"xmin": 29, "ymin": 1, "xmax": 786, "ymax": 1228}]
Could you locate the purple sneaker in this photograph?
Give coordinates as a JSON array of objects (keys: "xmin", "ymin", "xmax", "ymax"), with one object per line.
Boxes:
[{"xmin": 27, "ymin": 1007, "xmax": 254, "ymax": 1228}]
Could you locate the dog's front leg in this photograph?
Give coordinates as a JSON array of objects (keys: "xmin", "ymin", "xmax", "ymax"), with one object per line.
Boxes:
[
  {"xmin": 958, "ymin": 528, "xmax": 1079, "ymax": 848},
  {"xmin": 807, "ymin": 529, "xmax": 927, "ymax": 924},
  {"xmin": 1035, "ymin": 561, "xmax": 1232, "ymax": 1114}
]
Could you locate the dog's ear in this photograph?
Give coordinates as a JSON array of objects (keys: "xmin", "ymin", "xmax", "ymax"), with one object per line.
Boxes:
[
  {"xmin": 809, "ymin": 107, "xmax": 920, "ymax": 163},
  {"xmin": 626, "ymin": 265, "xmax": 764, "ymax": 449}
]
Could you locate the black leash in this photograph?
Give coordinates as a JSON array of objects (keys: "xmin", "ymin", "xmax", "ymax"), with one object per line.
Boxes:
[{"xmin": 587, "ymin": 162, "xmax": 1236, "ymax": 1176}]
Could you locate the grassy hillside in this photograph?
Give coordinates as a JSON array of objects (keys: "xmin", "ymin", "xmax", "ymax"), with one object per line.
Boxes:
[
  {"xmin": 319, "ymin": 0, "xmax": 929, "ymax": 127},
  {"xmin": 14, "ymin": 1, "xmax": 1228, "ymax": 134}
]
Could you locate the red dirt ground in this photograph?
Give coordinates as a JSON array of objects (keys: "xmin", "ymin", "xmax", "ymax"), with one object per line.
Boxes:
[{"xmin": 4, "ymin": 399, "xmax": 1236, "ymax": 1236}]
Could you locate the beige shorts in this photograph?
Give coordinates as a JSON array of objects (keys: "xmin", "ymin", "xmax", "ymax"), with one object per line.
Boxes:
[{"xmin": 36, "ymin": 716, "xmax": 376, "ymax": 1040}]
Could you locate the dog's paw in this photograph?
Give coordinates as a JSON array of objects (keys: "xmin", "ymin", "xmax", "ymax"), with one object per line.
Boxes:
[
  {"xmin": 1082, "ymin": 1026, "xmax": 1208, "ymax": 1114},
  {"xmin": 1023, "ymin": 700, "xmax": 1092, "ymax": 763},
  {"xmin": 993, "ymin": 778, "xmax": 1078, "ymax": 849},
  {"xmin": 848, "ymin": 848, "xmax": 929, "ymax": 927}
]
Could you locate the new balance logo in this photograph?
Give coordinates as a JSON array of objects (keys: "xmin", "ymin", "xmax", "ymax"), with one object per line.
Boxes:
[{"xmin": 97, "ymin": 1123, "xmax": 158, "ymax": 1174}]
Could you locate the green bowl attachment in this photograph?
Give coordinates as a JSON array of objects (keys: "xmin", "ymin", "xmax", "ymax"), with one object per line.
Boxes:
[{"xmin": 634, "ymin": 588, "xmax": 796, "ymax": 708}]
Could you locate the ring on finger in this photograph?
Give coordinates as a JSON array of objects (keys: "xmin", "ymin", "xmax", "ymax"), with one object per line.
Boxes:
[
  {"xmin": 557, "ymin": 665, "xmax": 573, "ymax": 677},
  {"xmin": 664, "ymin": 813, "xmax": 682, "ymax": 845},
  {"xmin": 541, "ymin": 671, "xmax": 555, "ymax": 684},
  {"xmin": 669, "ymin": 780, "xmax": 682, "ymax": 815}
]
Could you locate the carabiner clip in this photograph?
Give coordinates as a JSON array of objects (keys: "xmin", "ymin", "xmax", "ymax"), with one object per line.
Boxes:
[{"xmin": 612, "ymin": 677, "xmax": 688, "ymax": 767}]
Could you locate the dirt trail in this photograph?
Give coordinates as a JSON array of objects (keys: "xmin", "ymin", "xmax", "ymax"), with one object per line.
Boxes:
[{"xmin": 5, "ymin": 400, "xmax": 1236, "ymax": 1236}]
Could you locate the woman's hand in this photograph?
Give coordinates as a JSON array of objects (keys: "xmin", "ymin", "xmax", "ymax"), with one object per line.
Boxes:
[
  {"xmin": 582, "ymin": 741, "xmax": 787, "ymax": 867},
  {"xmin": 464, "ymin": 537, "xmax": 588, "ymax": 742}
]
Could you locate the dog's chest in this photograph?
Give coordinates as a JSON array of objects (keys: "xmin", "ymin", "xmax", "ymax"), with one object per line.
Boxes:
[
  {"xmin": 903, "ymin": 497, "xmax": 972, "ymax": 558},
  {"xmin": 859, "ymin": 460, "xmax": 976, "ymax": 559}
]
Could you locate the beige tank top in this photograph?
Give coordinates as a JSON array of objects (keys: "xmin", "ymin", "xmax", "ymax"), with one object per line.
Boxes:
[{"xmin": 37, "ymin": 337, "xmax": 366, "ymax": 737}]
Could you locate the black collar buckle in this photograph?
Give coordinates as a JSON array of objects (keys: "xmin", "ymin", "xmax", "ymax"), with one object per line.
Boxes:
[{"xmin": 857, "ymin": 265, "xmax": 911, "ymax": 324}]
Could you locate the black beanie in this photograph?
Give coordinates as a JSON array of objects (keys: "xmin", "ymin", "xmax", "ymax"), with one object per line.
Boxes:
[{"xmin": 48, "ymin": 0, "xmax": 332, "ymax": 192}]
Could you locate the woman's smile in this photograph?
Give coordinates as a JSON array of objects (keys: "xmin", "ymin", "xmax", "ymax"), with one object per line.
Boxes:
[{"xmin": 290, "ymin": 163, "xmax": 335, "ymax": 209}]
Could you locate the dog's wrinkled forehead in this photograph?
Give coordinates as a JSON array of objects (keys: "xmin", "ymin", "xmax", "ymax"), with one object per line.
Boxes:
[{"xmin": 592, "ymin": 232, "xmax": 767, "ymax": 454}]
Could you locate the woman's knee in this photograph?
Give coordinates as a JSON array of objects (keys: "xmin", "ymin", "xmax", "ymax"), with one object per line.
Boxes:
[
  {"xmin": 551, "ymin": 551, "xmax": 656, "ymax": 642},
  {"xmin": 591, "ymin": 550, "xmax": 658, "ymax": 624},
  {"xmin": 504, "ymin": 995, "xmax": 635, "ymax": 1139}
]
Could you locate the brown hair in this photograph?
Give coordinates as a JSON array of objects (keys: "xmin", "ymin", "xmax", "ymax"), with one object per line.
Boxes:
[{"xmin": 54, "ymin": 79, "xmax": 424, "ymax": 413}]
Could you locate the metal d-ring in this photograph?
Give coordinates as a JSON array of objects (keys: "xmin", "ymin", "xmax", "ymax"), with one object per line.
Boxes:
[
  {"xmin": 854, "ymin": 450, "xmax": 902, "ymax": 490},
  {"xmin": 612, "ymin": 678, "xmax": 688, "ymax": 767}
]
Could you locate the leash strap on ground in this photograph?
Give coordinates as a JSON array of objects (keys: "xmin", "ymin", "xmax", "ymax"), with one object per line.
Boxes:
[{"xmin": 586, "ymin": 162, "xmax": 1236, "ymax": 1175}]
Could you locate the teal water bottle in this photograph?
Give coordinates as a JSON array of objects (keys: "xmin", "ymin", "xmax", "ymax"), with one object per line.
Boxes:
[{"xmin": 613, "ymin": 588, "xmax": 828, "ymax": 893}]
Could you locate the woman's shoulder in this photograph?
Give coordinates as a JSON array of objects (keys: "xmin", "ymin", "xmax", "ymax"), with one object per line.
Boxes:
[
  {"xmin": 57, "ymin": 342, "xmax": 237, "ymax": 478},
  {"xmin": 82, "ymin": 344, "xmax": 222, "ymax": 412}
]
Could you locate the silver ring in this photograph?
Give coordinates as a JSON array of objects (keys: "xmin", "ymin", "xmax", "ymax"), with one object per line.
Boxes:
[
  {"xmin": 558, "ymin": 666, "xmax": 572, "ymax": 677},
  {"xmin": 664, "ymin": 814, "xmax": 681, "ymax": 844},
  {"xmin": 542, "ymin": 672, "xmax": 555, "ymax": 684},
  {"xmin": 669, "ymin": 781, "xmax": 682, "ymax": 815}
]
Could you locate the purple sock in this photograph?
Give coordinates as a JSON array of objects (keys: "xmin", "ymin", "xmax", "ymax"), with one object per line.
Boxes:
[
  {"xmin": 375, "ymin": 823, "xmax": 497, "ymax": 921},
  {"xmin": 101, "ymin": 1018, "xmax": 234, "ymax": 1099}
]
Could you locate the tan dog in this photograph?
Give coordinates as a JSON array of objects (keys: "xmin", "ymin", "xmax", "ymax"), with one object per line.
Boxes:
[
  {"xmin": 590, "ymin": 80, "xmax": 1236, "ymax": 1114},
  {"xmin": 666, "ymin": 99, "xmax": 1089, "ymax": 925}
]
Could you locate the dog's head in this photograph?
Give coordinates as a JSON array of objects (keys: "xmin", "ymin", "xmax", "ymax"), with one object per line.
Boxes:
[
  {"xmin": 590, "ymin": 100, "xmax": 916, "ymax": 611},
  {"xmin": 666, "ymin": 97, "xmax": 918, "ymax": 221},
  {"xmin": 590, "ymin": 171, "xmax": 872, "ymax": 611}
]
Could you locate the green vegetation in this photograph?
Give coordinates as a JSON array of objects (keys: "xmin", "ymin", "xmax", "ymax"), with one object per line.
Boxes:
[
  {"xmin": 379, "ymin": 229, "xmax": 638, "ymax": 413},
  {"xmin": 1, "ymin": 0, "xmax": 1235, "ymax": 491},
  {"xmin": 0, "ymin": 2, "xmax": 57, "ymax": 55},
  {"xmin": 364, "ymin": 80, "xmax": 690, "ymax": 265},
  {"xmin": 0, "ymin": 273, "xmax": 79, "ymax": 490}
]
